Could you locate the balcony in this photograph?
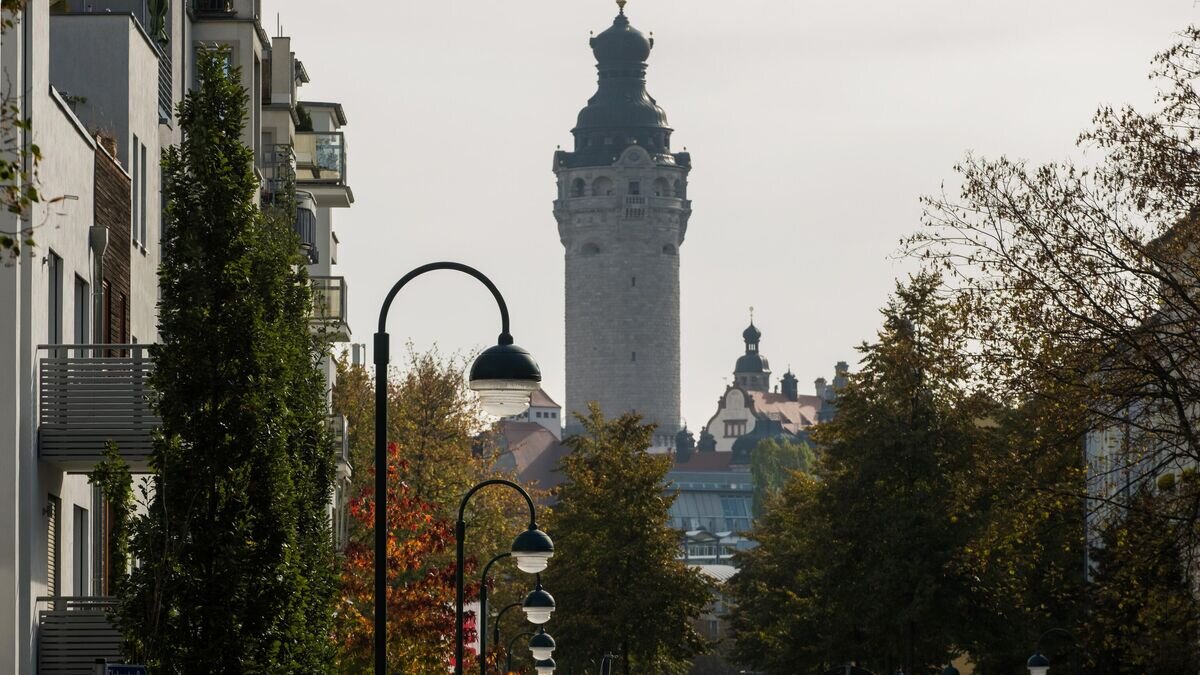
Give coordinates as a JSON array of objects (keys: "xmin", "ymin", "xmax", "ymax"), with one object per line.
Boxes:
[
  {"xmin": 295, "ymin": 132, "xmax": 346, "ymax": 184},
  {"xmin": 37, "ymin": 596, "xmax": 122, "ymax": 674},
  {"xmin": 329, "ymin": 414, "xmax": 350, "ymax": 474},
  {"xmin": 310, "ymin": 276, "xmax": 350, "ymax": 341},
  {"xmin": 192, "ymin": 0, "xmax": 233, "ymax": 14},
  {"xmin": 294, "ymin": 132, "xmax": 352, "ymax": 208},
  {"xmin": 38, "ymin": 345, "xmax": 158, "ymax": 472}
]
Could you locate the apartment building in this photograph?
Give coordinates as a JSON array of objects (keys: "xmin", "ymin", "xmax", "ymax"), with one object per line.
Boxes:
[{"xmin": 0, "ymin": 1, "xmax": 354, "ymax": 671}]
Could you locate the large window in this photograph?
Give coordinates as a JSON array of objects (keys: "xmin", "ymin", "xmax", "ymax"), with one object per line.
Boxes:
[
  {"xmin": 73, "ymin": 506, "xmax": 88, "ymax": 596},
  {"xmin": 723, "ymin": 420, "xmax": 747, "ymax": 438},
  {"xmin": 139, "ymin": 142, "xmax": 148, "ymax": 247},
  {"xmin": 73, "ymin": 275, "xmax": 89, "ymax": 344},
  {"xmin": 47, "ymin": 250, "xmax": 63, "ymax": 345},
  {"xmin": 721, "ymin": 496, "xmax": 751, "ymax": 532},
  {"xmin": 131, "ymin": 134, "xmax": 140, "ymax": 246}
]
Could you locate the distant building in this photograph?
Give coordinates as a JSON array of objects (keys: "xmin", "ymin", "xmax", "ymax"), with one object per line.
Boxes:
[
  {"xmin": 702, "ymin": 321, "xmax": 847, "ymax": 455},
  {"xmin": 554, "ymin": 3, "xmax": 692, "ymax": 449},
  {"xmin": 504, "ymin": 388, "xmax": 564, "ymax": 440}
]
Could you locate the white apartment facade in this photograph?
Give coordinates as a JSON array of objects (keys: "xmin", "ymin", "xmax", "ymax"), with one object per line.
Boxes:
[{"xmin": 0, "ymin": 1, "xmax": 354, "ymax": 671}]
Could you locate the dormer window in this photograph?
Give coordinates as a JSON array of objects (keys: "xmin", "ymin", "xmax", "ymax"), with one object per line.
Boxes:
[{"xmin": 628, "ymin": 181, "xmax": 641, "ymax": 196}]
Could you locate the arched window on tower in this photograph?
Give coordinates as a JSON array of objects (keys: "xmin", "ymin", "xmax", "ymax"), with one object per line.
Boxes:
[
  {"xmin": 673, "ymin": 179, "xmax": 684, "ymax": 198},
  {"xmin": 571, "ymin": 178, "xmax": 586, "ymax": 198},
  {"xmin": 593, "ymin": 176, "xmax": 613, "ymax": 196},
  {"xmin": 654, "ymin": 177, "xmax": 670, "ymax": 197}
]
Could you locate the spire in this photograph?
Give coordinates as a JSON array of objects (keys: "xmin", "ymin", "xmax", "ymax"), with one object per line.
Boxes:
[{"xmin": 617, "ymin": 0, "xmax": 627, "ymax": 14}]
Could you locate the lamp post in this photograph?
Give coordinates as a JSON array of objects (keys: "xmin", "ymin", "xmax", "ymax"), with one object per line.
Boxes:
[
  {"xmin": 492, "ymin": 601, "xmax": 523, "ymax": 654},
  {"xmin": 1027, "ymin": 627, "xmax": 1084, "ymax": 675},
  {"xmin": 456, "ymin": 479, "xmax": 554, "ymax": 674},
  {"xmin": 478, "ymin": 552, "xmax": 511, "ymax": 675},
  {"xmin": 373, "ymin": 262, "xmax": 543, "ymax": 675},
  {"xmin": 506, "ymin": 631, "xmax": 535, "ymax": 673}
]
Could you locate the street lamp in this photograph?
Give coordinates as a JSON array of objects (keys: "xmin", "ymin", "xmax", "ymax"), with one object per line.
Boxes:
[
  {"xmin": 456, "ymin": 480, "xmax": 554, "ymax": 674},
  {"xmin": 1026, "ymin": 652, "xmax": 1050, "ymax": 675},
  {"xmin": 534, "ymin": 657, "xmax": 557, "ymax": 674},
  {"xmin": 530, "ymin": 627, "xmax": 556, "ymax": 660},
  {"xmin": 373, "ymin": 262, "xmax": 542, "ymax": 675},
  {"xmin": 521, "ymin": 575, "xmax": 556, "ymax": 624}
]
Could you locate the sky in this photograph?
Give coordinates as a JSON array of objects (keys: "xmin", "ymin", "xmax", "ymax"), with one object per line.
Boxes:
[{"xmin": 263, "ymin": 0, "xmax": 1197, "ymax": 430}]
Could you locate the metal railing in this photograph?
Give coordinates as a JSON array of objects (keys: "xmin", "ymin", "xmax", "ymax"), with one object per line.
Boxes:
[
  {"xmin": 192, "ymin": 0, "xmax": 233, "ymax": 13},
  {"xmin": 294, "ymin": 204, "xmax": 319, "ymax": 263},
  {"xmin": 38, "ymin": 344, "xmax": 158, "ymax": 471},
  {"xmin": 37, "ymin": 596, "xmax": 121, "ymax": 675},
  {"xmin": 294, "ymin": 132, "xmax": 347, "ymax": 185}
]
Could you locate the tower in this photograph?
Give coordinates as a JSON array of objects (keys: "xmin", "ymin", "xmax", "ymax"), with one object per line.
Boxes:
[
  {"xmin": 554, "ymin": 3, "xmax": 692, "ymax": 447},
  {"xmin": 734, "ymin": 322, "xmax": 771, "ymax": 392}
]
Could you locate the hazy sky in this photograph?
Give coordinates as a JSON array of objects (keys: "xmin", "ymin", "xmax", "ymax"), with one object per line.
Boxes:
[{"xmin": 263, "ymin": 0, "xmax": 1196, "ymax": 429}]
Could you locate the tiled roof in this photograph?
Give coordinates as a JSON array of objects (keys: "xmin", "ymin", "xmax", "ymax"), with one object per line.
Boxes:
[
  {"xmin": 747, "ymin": 391, "xmax": 821, "ymax": 433},
  {"xmin": 672, "ymin": 452, "xmax": 735, "ymax": 471},
  {"xmin": 529, "ymin": 388, "xmax": 561, "ymax": 409},
  {"xmin": 500, "ymin": 421, "xmax": 570, "ymax": 491}
]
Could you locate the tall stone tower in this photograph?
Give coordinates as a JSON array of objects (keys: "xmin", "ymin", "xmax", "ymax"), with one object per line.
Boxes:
[{"xmin": 553, "ymin": 3, "xmax": 692, "ymax": 447}]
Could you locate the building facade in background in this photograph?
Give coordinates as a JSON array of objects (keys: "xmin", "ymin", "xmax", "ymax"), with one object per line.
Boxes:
[
  {"xmin": 0, "ymin": 1, "xmax": 353, "ymax": 671},
  {"xmin": 554, "ymin": 5, "xmax": 692, "ymax": 450}
]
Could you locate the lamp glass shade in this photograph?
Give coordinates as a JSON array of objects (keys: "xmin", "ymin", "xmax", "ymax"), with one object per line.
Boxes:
[
  {"xmin": 531, "ymin": 644, "xmax": 554, "ymax": 661},
  {"xmin": 469, "ymin": 343, "xmax": 542, "ymax": 417},
  {"xmin": 1027, "ymin": 668, "xmax": 1048, "ymax": 675},
  {"xmin": 1027, "ymin": 652, "xmax": 1050, "ymax": 675},
  {"xmin": 535, "ymin": 657, "xmax": 556, "ymax": 674},
  {"xmin": 523, "ymin": 607, "xmax": 553, "ymax": 624},
  {"xmin": 512, "ymin": 527, "xmax": 555, "ymax": 573}
]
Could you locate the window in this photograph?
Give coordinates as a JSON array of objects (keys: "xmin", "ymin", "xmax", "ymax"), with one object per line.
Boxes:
[
  {"xmin": 570, "ymin": 178, "xmax": 585, "ymax": 197},
  {"xmin": 139, "ymin": 142, "xmax": 148, "ymax": 247},
  {"xmin": 101, "ymin": 280, "xmax": 111, "ymax": 344},
  {"xmin": 131, "ymin": 135, "xmax": 140, "ymax": 245},
  {"xmin": 73, "ymin": 506, "xmax": 88, "ymax": 596},
  {"xmin": 47, "ymin": 495, "xmax": 61, "ymax": 598},
  {"xmin": 631, "ymin": 351, "xmax": 636, "ymax": 362},
  {"xmin": 118, "ymin": 292, "xmax": 129, "ymax": 345},
  {"xmin": 631, "ymin": 276, "xmax": 636, "ymax": 287},
  {"xmin": 47, "ymin": 250, "xmax": 63, "ymax": 346},
  {"xmin": 628, "ymin": 181, "xmax": 640, "ymax": 196},
  {"xmin": 73, "ymin": 276, "xmax": 89, "ymax": 344},
  {"xmin": 723, "ymin": 420, "xmax": 747, "ymax": 438}
]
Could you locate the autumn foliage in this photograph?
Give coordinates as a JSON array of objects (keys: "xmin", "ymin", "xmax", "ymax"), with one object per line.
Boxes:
[{"xmin": 335, "ymin": 442, "xmax": 479, "ymax": 672}]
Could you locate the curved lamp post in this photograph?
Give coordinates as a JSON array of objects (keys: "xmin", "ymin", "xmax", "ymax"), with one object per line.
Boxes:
[
  {"xmin": 492, "ymin": 601, "xmax": 523, "ymax": 656},
  {"xmin": 1027, "ymin": 627, "xmax": 1085, "ymax": 675},
  {"xmin": 374, "ymin": 262, "xmax": 542, "ymax": 675},
  {"xmin": 506, "ymin": 631, "xmax": 536, "ymax": 673},
  {"xmin": 456, "ymin": 479, "xmax": 554, "ymax": 674},
  {"xmin": 478, "ymin": 551, "xmax": 511, "ymax": 675}
]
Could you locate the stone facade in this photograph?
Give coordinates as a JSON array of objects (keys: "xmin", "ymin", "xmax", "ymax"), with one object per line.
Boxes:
[{"xmin": 555, "ymin": 145, "xmax": 690, "ymax": 446}]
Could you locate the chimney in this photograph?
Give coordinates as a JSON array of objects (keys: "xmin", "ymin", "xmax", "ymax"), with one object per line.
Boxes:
[
  {"xmin": 814, "ymin": 377, "xmax": 827, "ymax": 400},
  {"xmin": 781, "ymin": 371, "xmax": 799, "ymax": 402}
]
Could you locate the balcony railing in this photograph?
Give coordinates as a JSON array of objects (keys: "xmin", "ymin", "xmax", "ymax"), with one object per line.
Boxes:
[
  {"xmin": 294, "ymin": 203, "xmax": 319, "ymax": 264},
  {"xmin": 294, "ymin": 132, "xmax": 347, "ymax": 185},
  {"xmin": 192, "ymin": 0, "xmax": 233, "ymax": 14},
  {"xmin": 39, "ymin": 345, "xmax": 158, "ymax": 472},
  {"xmin": 37, "ymin": 596, "xmax": 122, "ymax": 675}
]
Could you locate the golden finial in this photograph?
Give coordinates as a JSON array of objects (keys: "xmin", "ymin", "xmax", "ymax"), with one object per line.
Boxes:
[{"xmin": 617, "ymin": 0, "xmax": 627, "ymax": 13}]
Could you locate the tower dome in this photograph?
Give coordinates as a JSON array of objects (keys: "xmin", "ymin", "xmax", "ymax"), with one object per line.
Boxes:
[
  {"xmin": 590, "ymin": 7, "xmax": 652, "ymax": 64},
  {"xmin": 734, "ymin": 320, "xmax": 771, "ymax": 391},
  {"xmin": 742, "ymin": 322, "xmax": 762, "ymax": 345},
  {"xmin": 566, "ymin": 2, "xmax": 675, "ymax": 167}
]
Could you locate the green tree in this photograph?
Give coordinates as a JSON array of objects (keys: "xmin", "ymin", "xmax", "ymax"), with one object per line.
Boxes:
[
  {"xmin": 544, "ymin": 406, "xmax": 711, "ymax": 675},
  {"xmin": 730, "ymin": 274, "xmax": 983, "ymax": 674},
  {"xmin": 727, "ymin": 473, "xmax": 830, "ymax": 672},
  {"xmin": 120, "ymin": 49, "xmax": 336, "ymax": 672},
  {"xmin": 749, "ymin": 436, "xmax": 813, "ymax": 518}
]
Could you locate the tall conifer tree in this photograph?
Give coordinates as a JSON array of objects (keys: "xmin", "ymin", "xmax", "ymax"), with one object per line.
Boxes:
[{"xmin": 120, "ymin": 50, "xmax": 336, "ymax": 672}]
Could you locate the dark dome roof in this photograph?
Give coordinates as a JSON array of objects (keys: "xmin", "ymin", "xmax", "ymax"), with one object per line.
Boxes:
[
  {"xmin": 742, "ymin": 322, "xmax": 761, "ymax": 343},
  {"xmin": 591, "ymin": 12, "xmax": 652, "ymax": 64},
  {"xmin": 735, "ymin": 353, "xmax": 769, "ymax": 374}
]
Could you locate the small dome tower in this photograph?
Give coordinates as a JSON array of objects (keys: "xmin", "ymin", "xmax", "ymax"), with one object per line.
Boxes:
[{"xmin": 734, "ymin": 319, "xmax": 771, "ymax": 392}]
